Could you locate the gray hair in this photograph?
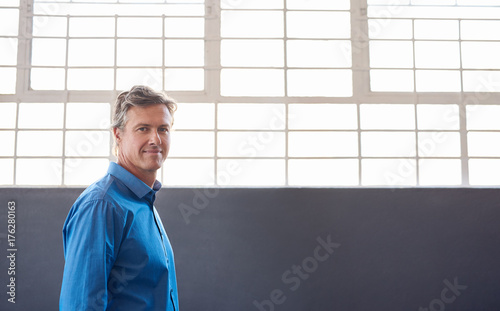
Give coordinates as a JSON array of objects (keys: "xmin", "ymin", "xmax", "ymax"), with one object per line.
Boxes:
[{"xmin": 112, "ymin": 85, "xmax": 177, "ymax": 130}]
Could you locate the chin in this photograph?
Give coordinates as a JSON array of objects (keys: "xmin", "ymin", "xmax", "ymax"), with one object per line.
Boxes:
[
  {"xmin": 137, "ymin": 159, "xmax": 160, "ymax": 171},
  {"xmin": 147, "ymin": 162, "xmax": 162, "ymax": 171}
]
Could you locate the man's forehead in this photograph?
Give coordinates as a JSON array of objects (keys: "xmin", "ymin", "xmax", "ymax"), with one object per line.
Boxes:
[{"xmin": 126, "ymin": 104, "xmax": 172, "ymax": 124}]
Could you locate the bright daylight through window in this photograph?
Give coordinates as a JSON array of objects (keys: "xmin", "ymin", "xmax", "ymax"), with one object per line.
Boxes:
[{"xmin": 0, "ymin": 0, "xmax": 499, "ymax": 187}]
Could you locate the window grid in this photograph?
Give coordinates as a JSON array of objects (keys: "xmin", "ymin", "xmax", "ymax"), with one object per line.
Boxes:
[
  {"xmin": 1, "ymin": 0, "xmax": 500, "ymax": 187},
  {"xmin": 366, "ymin": 1, "xmax": 500, "ymax": 187}
]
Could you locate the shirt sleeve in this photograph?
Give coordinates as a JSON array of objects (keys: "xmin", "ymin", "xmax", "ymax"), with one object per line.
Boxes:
[{"xmin": 59, "ymin": 199, "xmax": 126, "ymax": 310}]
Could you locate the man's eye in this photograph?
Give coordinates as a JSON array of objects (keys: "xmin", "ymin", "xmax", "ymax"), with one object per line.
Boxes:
[
  {"xmin": 138, "ymin": 127, "xmax": 147, "ymax": 132},
  {"xmin": 159, "ymin": 128, "xmax": 169, "ymax": 132}
]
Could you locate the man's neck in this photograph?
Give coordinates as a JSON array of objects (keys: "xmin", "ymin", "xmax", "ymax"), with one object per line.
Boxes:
[{"xmin": 117, "ymin": 161, "xmax": 157, "ymax": 188}]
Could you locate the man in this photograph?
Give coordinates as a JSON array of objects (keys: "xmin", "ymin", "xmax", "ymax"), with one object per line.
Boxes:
[{"xmin": 60, "ymin": 85, "xmax": 179, "ymax": 310}]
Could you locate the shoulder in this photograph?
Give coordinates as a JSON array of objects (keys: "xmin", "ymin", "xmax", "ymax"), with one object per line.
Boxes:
[{"xmin": 70, "ymin": 174, "xmax": 133, "ymax": 219}]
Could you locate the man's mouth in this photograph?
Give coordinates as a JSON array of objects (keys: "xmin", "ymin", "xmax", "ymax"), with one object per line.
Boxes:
[{"xmin": 143, "ymin": 149, "xmax": 162, "ymax": 154}]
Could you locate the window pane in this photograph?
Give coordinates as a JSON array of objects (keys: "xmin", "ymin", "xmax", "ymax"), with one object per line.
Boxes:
[
  {"xmin": 0, "ymin": 131, "xmax": 15, "ymax": 156},
  {"xmin": 416, "ymin": 70, "xmax": 461, "ymax": 92},
  {"xmin": 469, "ymin": 159, "xmax": 500, "ymax": 186},
  {"xmin": 67, "ymin": 69, "xmax": 114, "ymax": 90},
  {"xmin": 369, "ymin": 41, "xmax": 413, "ymax": 68},
  {"xmin": 289, "ymin": 159, "xmax": 359, "ymax": 186},
  {"xmin": 361, "ymin": 132, "xmax": 416, "ymax": 157},
  {"xmin": 0, "ymin": 68, "xmax": 16, "ymax": 94},
  {"xmin": 458, "ymin": 0, "xmax": 500, "ymax": 5},
  {"xmin": 216, "ymin": 159, "xmax": 285, "ymax": 186},
  {"xmin": 69, "ymin": 17, "xmax": 115, "ymax": 37},
  {"xmin": 461, "ymin": 20, "xmax": 500, "ymax": 40},
  {"xmin": 64, "ymin": 158, "xmax": 109, "ymax": 186},
  {"xmin": 165, "ymin": 40, "xmax": 204, "ymax": 66},
  {"xmin": 362, "ymin": 159, "xmax": 417, "ymax": 186},
  {"xmin": 289, "ymin": 132, "xmax": 358, "ymax": 157},
  {"xmin": 221, "ymin": 39, "xmax": 284, "ymax": 67},
  {"xmin": 368, "ymin": 0, "xmax": 410, "ymax": 4},
  {"xmin": 31, "ymin": 68, "xmax": 65, "ymax": 90},
  {"xmin": 32, "ymin": 16, "xmax": 67, "ymax": 37},
  {"xmin": 165, "ymin": 68, "xmax": 204, "ymax": 91},
  {"xmin": 462, "ymin": 42, "xmax": 500, "ymax": 69},
  {"xmin": 221, "ymin": 69, "xmax": 284, "ymax": 96},
  {"xmin": 463, "ymin": 71, "xmax": 500, "ymax": 92},
  {"xmin": 35, "ymin": 3, "xmax": 204, "ymax": 16},
  {"xmin": 0, "ymin": 66, "xmax": 16, "ymax": 93},
  {"xmin": 217, "ymin": 132, "xmax": 285, "ymax": 157},
  {"xmin": 415, "ymin": 41, "xmax": 460, "ymax": 69},
  {"xmin": 418, "ymin": 132, "xmax": 461, "ymax": 157},
  {"xmin": 288, "ymin": 104, "xmax": 358, "ymax": 130},
  {"xmin": 287, "ymin": 69, "xmax": 352, "ymax": 97},
  {"xmin": 18, "ymin": 103, "xmax": 64, "ymax": 129},
  {"xmin": 118, "ymin": 0, "xmax": 166, "ymax": 3},
  {"xmin": 170, "ymin": 103, "xmax": 214, "ymax": 130},
  {"xmin": 287, "ymin": 0, "xmax": 350, "ymax": 10},
  {"xmin": 2, "ymin": 0, "xmax": 19, "ymax": 6},
  {"xmin": 168, "ymin": 131, "xmax": 214, "ymax": 157},
  {"xmin": 287, "ymin": 40, "xmax": 351, "ymax": 68},
  {"xmin": 116, "ymin": 68, "xmax": 163, "ymax": 91},
  {"xmin": 117, "ymin": 39, "xmax": 162, "ymax": 66},
  {"xmin": 218, "ymin": 104, "xmax": 285, "ymax": 130},
  {"xmin": 417, "ymin": 104, "xmax": 460, "ymax": 130},
  {"xmin": 0, "ymin": 159, "xmax": 14, "ymax": 185},
  {"xmin": 68, "ymin": 39, "xmax": 114, "ymax": 66},
  {"xmin": 16, "ymin": 159, "xmax": 62, "ymax": 185},
  {"xmin": 370, "ymin": 70, "xmax": 414, "ymax": 92},
  {"xmin": 419, "ymin": 159, "xmax": 461, "ymax": 186},
  {"xmin": 221, "ymin": 11, "xmax": 283, "ymax": 38},
  {"xmin": 466, "ymin": 105, "xmax": 500, "ymax": 130},
  {"xmin": 117, "ymin": 17, "xmax": 162, "ymax": 37},
  {"xmin": 165, "ymin": 18, "xmax": 204, "ymax": 38},
  {"xmin": 31, "ymin": 39, "xmax": 66, "ymax": 66},
  {"xmin": 0, "ymin": 38, "xmax": 17, "ymax": 65},
  {"xmin": 220, "ymin": 0, "xmax": 283, "ymax": 9},
  {"xmin": 467, "ymin": 132, "xmax": 500, "ymax": 156},
  {"xmin": 360, "ymin": 104, "xmax": 415, "ymax": 130},
  {"xmin": 0, "ymin": 103, "xmax": 17, "ymax": 129},
  {"xmin": 17, "ymin": 131, "xmax": 63, "ymax": 156},
  {"xmin": 414, "ymin": 20, "xmax": 459, "ymax": 39},
  {"xmin": 66, "ymin": 103, "xmax": 110, "ymax": 129},
  {"xmin": 369, "ymin": 6, "xmax": 500, "ymax": 19},
  {"xmin": 287, "ymin": 12, "xmax": 350, "ymax": 39},
  {"xmin": 411, "ymin": 0, "xmax": 455, "ymax": 4},
  {"xmin": 65, "ymin": 131, "xmax": 110, "ymax": 157},
  {"xmin": 368, "ymin": 19, "xmax": 412, "ymax": 39},
  {"xmin": 0, "ymin": 9, "xmax": 19, "ymax": 36},
  {"xmin": 163, "ymin": 159, "xmax": 214, "ymax": 186}
]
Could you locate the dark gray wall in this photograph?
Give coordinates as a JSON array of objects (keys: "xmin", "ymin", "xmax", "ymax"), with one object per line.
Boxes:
[{"xmin": 0, "ymin": 188, "xmax": 499, "ymax": 311}]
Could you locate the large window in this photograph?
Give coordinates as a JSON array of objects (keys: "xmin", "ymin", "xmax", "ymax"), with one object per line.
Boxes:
[{"xmin": 1, "ymin": 0, "xmax": 500, "ymax": 187}]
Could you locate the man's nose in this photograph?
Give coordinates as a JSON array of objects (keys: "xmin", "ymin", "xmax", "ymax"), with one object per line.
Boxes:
[{"xmin": 149, "ymin": 130, "xmax": 161, "ymax": 145}]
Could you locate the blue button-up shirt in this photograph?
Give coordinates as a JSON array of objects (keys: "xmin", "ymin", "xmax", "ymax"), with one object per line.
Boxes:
[{"xmin": 60, "ymin": 162, "xmax": 179, "ymax": 311}]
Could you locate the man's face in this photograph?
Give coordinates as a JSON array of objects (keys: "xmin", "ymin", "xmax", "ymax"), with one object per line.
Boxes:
[{"xmin": 114, "ymin": 104, "xmax": 172, "ymax": 176}]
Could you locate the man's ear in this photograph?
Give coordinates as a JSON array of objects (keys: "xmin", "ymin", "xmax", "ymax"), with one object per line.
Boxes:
[{"xmin": 113, "ymin": 127, "xmax": 122, "ymax": 143}]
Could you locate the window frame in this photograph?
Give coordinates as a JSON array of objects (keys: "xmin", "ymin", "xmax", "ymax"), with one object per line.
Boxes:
[{"xmin": 1, "ymin": 0, "xmax": 500, "ymax": 187}]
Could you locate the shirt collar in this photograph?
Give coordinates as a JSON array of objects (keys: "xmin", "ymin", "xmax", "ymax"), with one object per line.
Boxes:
[{"xmin": 108, "ymin": 162, "xmax": 162, "ymax": 199}]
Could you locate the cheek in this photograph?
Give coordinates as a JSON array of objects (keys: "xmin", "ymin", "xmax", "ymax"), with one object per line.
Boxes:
[
  {"xmin": 123, "ymin": 135, "xmax": 147, "ymax": 152},
  {"xmin": 163, "ymin": 134, "xmax": 171, "ymax": 145},
  {"xmin": 162, "ymin": 136, "xmax": 171, "ymax": 153}
]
